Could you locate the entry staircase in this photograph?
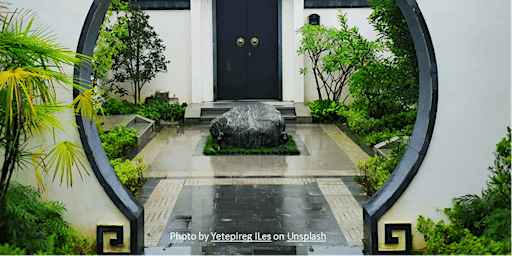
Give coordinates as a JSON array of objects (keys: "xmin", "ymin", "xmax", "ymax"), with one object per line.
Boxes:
[{"xmin": 184, "ymin": 101, "xmax": 312, "ymax": 125}]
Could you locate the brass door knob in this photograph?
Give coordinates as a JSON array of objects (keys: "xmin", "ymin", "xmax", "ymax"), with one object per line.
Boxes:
[
  {"xmin": 236, "ymin": 37, "xmax": 245, "ymax": 47},
  {"xmin": 251, "ymin": 37, "xmax": 259, "ymax": 47}
]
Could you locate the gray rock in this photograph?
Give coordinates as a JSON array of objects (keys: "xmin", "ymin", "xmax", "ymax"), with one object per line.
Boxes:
[{"xmin": 210, "ymin": 103, "xmax": 286, "ymax": 149}]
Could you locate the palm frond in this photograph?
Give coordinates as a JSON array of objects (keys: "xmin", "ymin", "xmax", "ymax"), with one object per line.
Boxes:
[
  {"xmin": 72, "ymin": 88, "xmax": 100, "ymax": 124},
  {"xmin": 44, "ymin": 141, "xmax": 90, "ymax": 187}
]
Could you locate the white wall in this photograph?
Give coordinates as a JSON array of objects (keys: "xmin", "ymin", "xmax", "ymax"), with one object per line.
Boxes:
[
  {"xmin": 126, "ymin": 2, "xmax": 378, "ymax": 104},
  {"xmin": 110, "ymin": 10, "xmax": 192, "ymax": 104},
  {"xmin": 141, "ymin": 10, "xmax": 192, "ymax": 104},
  {"xmin": 378, "ymin": 0, "xmax": 511, "ymax": 251},
  {"xmin": 302, "ymin": 8, "xmax": 377, "ymax": 103},
  {"xmin": 10, "ymin": 0, "xmax": 131, "ymax": 249}
]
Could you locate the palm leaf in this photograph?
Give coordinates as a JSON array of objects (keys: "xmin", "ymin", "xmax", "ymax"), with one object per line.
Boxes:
[{"xmin": 44, "ymin": 141, "xmax": 89, "ymax": 187}]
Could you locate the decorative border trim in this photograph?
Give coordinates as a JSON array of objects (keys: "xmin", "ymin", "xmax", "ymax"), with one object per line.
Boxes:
[
  {"xmin": 74, "ymin": 0, "xmax": 144, "ymax": 254},
  {"xmin": 362, "ymin": 0, "xmax": 438, "ymax": 254},
  {"xmin": 304, "ymin": 0, "xmax": 370, "ymax": 8},
  {"xmin": 384, "ymin": 223, "xmax": 412, "ymax": 253},
  {"xmin": 97, "ymin": 225, "xmax": 129, "ymax": 255},
  {"xmin": 131, "ymin": 0, "xmax": 190, "ymax": 10}
]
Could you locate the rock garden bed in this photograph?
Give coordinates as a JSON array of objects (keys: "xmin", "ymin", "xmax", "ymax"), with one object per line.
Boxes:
[{"xmin": 203, "ymin": 134, "xmax": 300, "ymax": 155}]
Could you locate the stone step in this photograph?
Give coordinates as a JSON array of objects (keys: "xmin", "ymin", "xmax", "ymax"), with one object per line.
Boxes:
[
  {"xmin": 185, "ymin": 102, "xmax": 312, "ymax": 125},
  {"xmin": 201, "ymin": 106, "xmax": 296, "ymax": 116},
  {"xmin": 199, "ymin": 114, "xmax": 297, "ymax": 124}
]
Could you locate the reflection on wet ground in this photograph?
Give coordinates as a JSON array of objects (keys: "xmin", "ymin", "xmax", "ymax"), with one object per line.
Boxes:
[{"xmin": 136, "ymin": 124, "xmax": 370, "ymax": 255}]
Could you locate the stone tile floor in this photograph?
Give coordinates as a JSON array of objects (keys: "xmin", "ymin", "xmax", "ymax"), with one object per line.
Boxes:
[{"xmin": 136, "ymin": 124, "xmax": 370, "ymax": 255}]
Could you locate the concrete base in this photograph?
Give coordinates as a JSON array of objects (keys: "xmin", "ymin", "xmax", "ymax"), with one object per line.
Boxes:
[
  {"xmin": 294, "ymin": 102, "xmax": 313, "ymax": 124},
  {"xmin": 184, "ymin": 103, "xmax": 202, "ymax": 125}
]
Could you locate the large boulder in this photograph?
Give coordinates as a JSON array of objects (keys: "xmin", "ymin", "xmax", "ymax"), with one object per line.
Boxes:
[{"xmin": 210, "ymin": 103, "xmax": 286, "ymax": 149}]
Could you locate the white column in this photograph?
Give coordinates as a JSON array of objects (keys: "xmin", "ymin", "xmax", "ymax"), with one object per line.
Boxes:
[
  {"xmin": 201, "ymin": 0, "xmax": 214, "ymax": 102},
  {"xmin": 292, "ymin": 0, "xmax": 305, "ymax": 102},
  {"xmin": 191, "ymin": 0, "xmax": 203, "ymax": 103},
  {"xmin": 281, "ymin": 0, "xmax": 294, "ymax": 101}
]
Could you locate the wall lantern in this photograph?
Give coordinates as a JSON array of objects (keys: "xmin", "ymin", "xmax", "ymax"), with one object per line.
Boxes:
[{"xmin": 309, "ymin": 14, "xmax": 320, "ymax": 25}]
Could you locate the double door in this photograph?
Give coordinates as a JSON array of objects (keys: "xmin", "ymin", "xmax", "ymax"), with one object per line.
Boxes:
[{"xmin": 216, "ymin": 0, "xmax": 279, "ymax": 100}]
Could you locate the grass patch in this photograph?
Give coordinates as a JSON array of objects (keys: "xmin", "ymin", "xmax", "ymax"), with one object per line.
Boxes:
[{"xmin": 203, "ymin": 134, "xmax": 300, "ymax": 155}]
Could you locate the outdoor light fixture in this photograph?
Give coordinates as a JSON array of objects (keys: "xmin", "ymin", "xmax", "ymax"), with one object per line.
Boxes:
[{"xmin": 309, "ymin": 14, "xmax": 320, "ymax": 25}]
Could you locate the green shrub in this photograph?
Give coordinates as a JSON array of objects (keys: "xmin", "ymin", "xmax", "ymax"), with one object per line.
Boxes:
[
  {"xmin": 355, "ymin": 140, "xmax": 407, "ymax": 196},
  {"xmin": 362, "ymin": 124, "xmax": 413, "ymax": 145},
  {"xmin": 100, "ymin": 98, "xmax": 187, "ymax": 123},
  {"xmin": 100, "ymin": 122, "xmax": 138, "ymax": 159},
  {"xmin": 0, "ymin": 183, "xmax": 96, "ymax": 255},
  {"xmin": 136, "ymin": 102, "xmax": 161, "ymax": 121},
  {"xmin": 416, "ymin": 127, "xmax": 511, "ymax": 255},
  {"xmin": 307, "ymin": 100, "xmax": 346, "ymax": 123},
  {"xmin": 340, "ymin": 107, "xmax": 380, "ymax": 135},
  {"xmin": 101, "ymin": 98, "xmax": 137, "ymax": 115},
  {"xmin": 416, "ymin": 216, "xmax": 510, "ymax": 255},
  {"xmin": 159, "ymin": 102, "xmax": 187, "ymax": 122},
  {"xmin": 110, "ymin": 157, "xmax": 147, "ymax": 196},
  {"xmin": 0, "ymin": 243, "xmax": 26, "ymax": 255}
]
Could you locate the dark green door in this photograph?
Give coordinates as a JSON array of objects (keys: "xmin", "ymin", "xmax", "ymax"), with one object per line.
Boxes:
[{"xmin": 216, "ymin": 0, "xmax": 278, "ymax": 100}]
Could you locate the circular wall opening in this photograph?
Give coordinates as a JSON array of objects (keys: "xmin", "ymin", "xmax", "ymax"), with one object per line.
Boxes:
[{"xmin": 73, "ymin": 1, "xmax": 437, "ymax": 254}]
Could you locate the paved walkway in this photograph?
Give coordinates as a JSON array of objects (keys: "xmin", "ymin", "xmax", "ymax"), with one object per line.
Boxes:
[{"xmin": 135, "ymin": 124, "xmax": 370, "ymax": 255}]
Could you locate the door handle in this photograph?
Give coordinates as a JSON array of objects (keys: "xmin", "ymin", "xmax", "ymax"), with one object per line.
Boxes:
[
  {"xmin": 236, "ymin": 37, "xmax": 245, "ymax": 48},
  {"xmin": 251, "ymin": 37, "xmax": 259, "ymax": 47}
]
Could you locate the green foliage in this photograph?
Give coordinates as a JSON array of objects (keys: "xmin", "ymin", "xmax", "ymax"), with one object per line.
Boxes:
[
  {"xmin": 99, "ymin": 122, "xmax": 138, "ymax": 159},
  {"xmin": 340, "ymin": 107, "xmax": 379, "ymax": 135},
  {"xmin": 0, "ymin": 183, "xmax": 96, "ymax": 255},
  {"xmin": 110, "ymin": 157, "xmax": 147, "ymax": 196},
  {"xmin": 0, "ymin": 4, "xmax": 97, "ymax": 218},
  {"xmin": 416, "ymin": 128, "xmax": 511, "ymax": 255},
  {"xmin": 100, "ymin": 98, "xmax": 187, "ymax": 122},
  {"xmin": 0, "ymin": 243, "xmax": 26, "ymax": 255},
  {"xmin": 496, "ymin": 127, "xmax": 511, "ymax": 170},
  {"xmin": 107, "ymin": 3, "xmax": 170, "ymax": 104},
  {"xmin": 204, "ymin": 135, "xmax": 300, "ymax": 155},
  {"xmin": 101, "ymin": 98, "xmax": 138, "ymax": 115},
  {"xmin": 158, "ymin": 102, "xmax": 188, "ymax": 122},
  {"xmin": 297, "ymin": 13, "xmax": 355, "ymax": 102},
  {"xmin": 92, "ymin": 0, "xmax": 129, "ymax": 89},
  {"xmin": 307, "ymin": 100, "xmax": 346, "ymax": 123},
  {"xmin": 355, "ymin": 140, "xmax": 407, "ymax": 196},
  {"xmin": 416, "ymin": 216, "xmax": 510, "ymax": 255},
  {"xmin": 136, "ymin": 102, "xmax": 161, "ymax": 121},
  {"xmin": 361, "ymin": 124, "xmax": 413, "ymax": 145},
  {"xmin": 368, "ymin": 0, "xmax": 418, "ymax": 81}
]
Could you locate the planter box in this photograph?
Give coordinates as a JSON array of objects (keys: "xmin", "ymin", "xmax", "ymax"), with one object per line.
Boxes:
[
  {"xmin": 374, "ymin": 136, "xmax": 410, "ymax": 157},
  {"xmin": 126, "ymin": 115, "xmax": 155, "ymax": 147},
  {"xmin": 101, "ymin": 114, "xmax": 155, "ymax": 147}
]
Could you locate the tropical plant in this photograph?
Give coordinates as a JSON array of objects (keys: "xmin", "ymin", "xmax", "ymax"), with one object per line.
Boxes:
[
  {"xmin": 0, "ymin": 5, "xmax": 98, "ymax": 225},
  {"xmin": 416, "ymin": 128, "xmax": 511, "ymax": 255},
  {"xmin": 297, "ymin": 14, "xmax": 355, "ymax": 102},
  {"xmin": 1, "ymin": 183, "xmax": 96, "ymax": 255},
  {"xmin": 107, "ymin": 3, "xmax": 170, "ymax": 104}
]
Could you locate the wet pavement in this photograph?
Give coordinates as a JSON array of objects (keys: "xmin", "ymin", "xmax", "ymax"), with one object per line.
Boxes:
[{"xmin": 135, "ymin": 124, "xmax": 370, "ymax": 255}]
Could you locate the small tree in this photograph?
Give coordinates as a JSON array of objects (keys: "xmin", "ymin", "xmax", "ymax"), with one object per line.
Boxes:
[
  {"xmin": 92, "ymin": 0, "xmax": 129, "ymax": 91},
  {"xmin": 108, "ymin": 4, "xmax": 169, "ymax": 104},
  {"xmin": 297, "ymin": 22, "xmax": 355, "ymax": 102}
]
